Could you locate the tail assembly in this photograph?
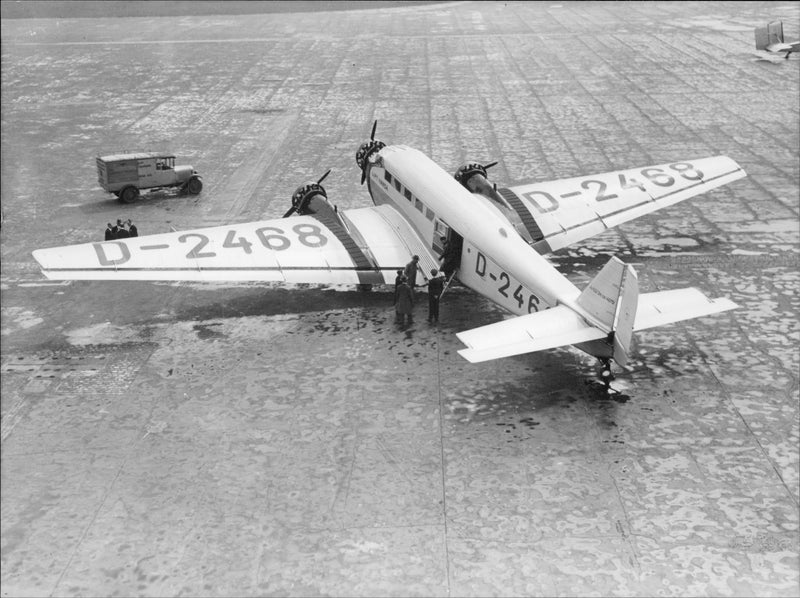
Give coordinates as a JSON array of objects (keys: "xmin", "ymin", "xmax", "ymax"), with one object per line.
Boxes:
[
  {"xmin": 574, "ymin": 256, "xmax": 638, "ymax": 366},
  {"xmin": 456, "ymin": 255, "xmax": 738, "ymax": 366},
  {"xmin": 755, "ymin": 21, "xmax": 795, "ymax": 56}
]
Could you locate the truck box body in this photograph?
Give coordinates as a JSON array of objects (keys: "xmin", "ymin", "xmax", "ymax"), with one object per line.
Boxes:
[{"xmin": 96, "ymin": 153, "xmax": 173, "ymax": 192}]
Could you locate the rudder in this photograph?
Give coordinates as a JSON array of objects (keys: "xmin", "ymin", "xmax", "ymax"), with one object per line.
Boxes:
[{"xmin": 576, "ymin": 256, "xmax": 639, "ymax": 366}]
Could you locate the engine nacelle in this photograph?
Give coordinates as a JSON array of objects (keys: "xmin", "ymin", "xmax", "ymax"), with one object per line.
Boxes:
[
  {"xmin": 454, "ymin": 162, "xmax": 498, "ymax": 200},
  {"xmin": 290, "ymin": 181, "xmax": 328, "ymax": 215},
  {"xmin": 288, "ymin": 180, "xmax": 344, "ymax": 224}
]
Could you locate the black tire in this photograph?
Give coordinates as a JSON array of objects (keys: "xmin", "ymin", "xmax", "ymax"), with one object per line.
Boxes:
[
  {"xmin": 119, "ymin": 186, "xmax": 139, "ymax": 204},
  {"xmin": 186, "ymin": 177, "xmax": 203, "ymax": 195}
]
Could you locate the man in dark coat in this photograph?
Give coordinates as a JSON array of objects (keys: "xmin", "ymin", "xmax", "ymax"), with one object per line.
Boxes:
[
  {"xmin": 393, "ymin": 269, "xmax": 404, "ymax": 305},
  {"xmin": 127, "ymin": 219, "xmax": 138, "ymax": 237},
  {"xmin": 427, "ymin": 269, "xmax": 444, "ymax": 323},
  {"xmin": 104, "ymin": 223, "xmax": 114, "ymax": 241},
  {"xmin": 116, "ymin": 218, "xmax": 129, "ymax": 239},
  {"xmin": 404, "ymin": 255, "xmax": 420, "ymax": 288},
  {"xmin": 395, "ymin": 276, "xmax": 414, "ymax": 327}
]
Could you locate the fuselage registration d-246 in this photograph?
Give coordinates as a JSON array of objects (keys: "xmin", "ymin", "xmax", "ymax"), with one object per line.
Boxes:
[{"xmin": 33, "ymin": 123, "xmax": 746, "ymax": 374}]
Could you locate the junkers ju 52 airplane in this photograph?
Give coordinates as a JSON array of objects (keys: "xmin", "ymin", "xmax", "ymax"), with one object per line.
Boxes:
[{"xmin": 33, "ymin": 122, "xmax": 746, "ymax": 379}]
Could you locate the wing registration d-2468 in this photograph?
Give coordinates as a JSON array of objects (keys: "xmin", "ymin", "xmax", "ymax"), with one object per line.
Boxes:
[
  {"xmin": 33, "ymin": 205, "xmax": 430, "ymax": 285},
  {"xmin": 501, "ymin": 156, "xmax": 745, "ymax": 254}
]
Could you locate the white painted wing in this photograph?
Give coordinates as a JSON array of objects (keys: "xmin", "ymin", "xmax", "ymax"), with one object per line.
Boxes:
[
  {"xmin": 32, "ymin": 205, "xmax": 437, "ymax": 285},
  {"xmin": 634, "ymin": 289, "xmax": 738, "ymax": 331},
  {"xmin": 456, "ymin": 305, "xmax": 606, "ymax": 363},
  {"xmin": 501, "ymin": 156, "xmax": 746, "ymax": 253}
]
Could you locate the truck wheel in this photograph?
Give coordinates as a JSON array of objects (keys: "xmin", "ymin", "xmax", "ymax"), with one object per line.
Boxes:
[
  {"xmin": 119, "ymin": 186, "xmax": 139, "ymax": 203},
  {"xmin": 186, "ymin": 177, "xmax": 203, "ymax": 195}
]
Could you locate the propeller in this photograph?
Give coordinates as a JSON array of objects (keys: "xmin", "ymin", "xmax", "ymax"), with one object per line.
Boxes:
[
  {"xmin": 358, "ymin": 120, "xmax": 383, "ymax": 185},
  {"xmin": 283, "ymin": 169, "xmax": 332, "ymax": 218}
]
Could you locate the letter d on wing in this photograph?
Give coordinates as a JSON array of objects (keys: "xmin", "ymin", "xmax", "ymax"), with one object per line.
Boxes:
[{"xmin": 93, "ymin": 242, "xmax": 131, "ymax": 266}]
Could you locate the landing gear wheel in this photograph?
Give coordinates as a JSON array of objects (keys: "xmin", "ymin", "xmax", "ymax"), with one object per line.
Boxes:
[
  {"xmin": 119, "ymin": 186, "xmax": 139, "ymax": 204},
  {"xmin": 186, "ymin": 177, "xmax": 203, "ymax": 195},
  {"xmin": 599, "ymin": 358, "xmax": 614, "ymax": 386}
]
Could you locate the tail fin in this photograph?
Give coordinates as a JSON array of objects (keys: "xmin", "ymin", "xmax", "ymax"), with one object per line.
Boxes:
[{"xmin": 575, "ymin": 256, "xmax": 638, "ymax": 366}]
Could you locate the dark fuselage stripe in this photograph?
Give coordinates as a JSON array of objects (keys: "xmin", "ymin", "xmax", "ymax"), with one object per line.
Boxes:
[{"xmin": 497, "ymin": 187, "xmax": 545, "ymax": 243}]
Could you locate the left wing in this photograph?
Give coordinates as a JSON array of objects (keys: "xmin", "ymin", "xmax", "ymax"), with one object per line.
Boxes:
[
  {"xmin": 496, "ymin": 156, "xmax": 745, "ymax": 253},
  {"xmin": 33, "ymin": 205, "xmax": 438, "ymax": 285}
]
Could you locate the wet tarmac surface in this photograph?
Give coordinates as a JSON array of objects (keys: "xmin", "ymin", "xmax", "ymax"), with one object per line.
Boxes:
[{"xmin": 1, "ymin": 1, "xmax": 798, "ymax": 596}]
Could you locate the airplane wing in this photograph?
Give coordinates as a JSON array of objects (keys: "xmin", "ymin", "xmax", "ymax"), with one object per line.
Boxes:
[
  {"xmin": 456, "ymin": 305, "xmax": 606, "ymax": 363},
  {"xmin": 497, "ymin": 156, "xmax": 746, "ymax": 253},
  {"xmin": 766, "ymin": 42, "xmax": 796, "ymax": 52},
  {"xmin": 32, "ymin": 204, "xmax": 439, "ymax": 285}
]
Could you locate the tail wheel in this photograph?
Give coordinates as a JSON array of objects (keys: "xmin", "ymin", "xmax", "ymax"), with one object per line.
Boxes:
[
  {"xmin": 119, "ymin": 186, "xmax": 139, "ymax": 203},
  {"xmin": 186, "ymin": 177, "xmax": 203, "ymax": 195}
]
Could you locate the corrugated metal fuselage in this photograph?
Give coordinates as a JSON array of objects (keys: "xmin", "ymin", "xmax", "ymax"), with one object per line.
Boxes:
[{"xmin": 364, "ymin": 145, "xmax": 583, "ymax": 318}]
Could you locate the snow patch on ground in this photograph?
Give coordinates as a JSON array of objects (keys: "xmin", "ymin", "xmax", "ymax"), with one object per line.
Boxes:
[{"xmin": 0, "ymin": 307, "xmax": 44, "ymax": 335}]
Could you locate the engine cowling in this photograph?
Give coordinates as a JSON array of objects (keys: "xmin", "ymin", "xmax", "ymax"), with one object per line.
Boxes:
[
  {"xmin": 290, "ymin": 181, "xmax": 327, "ymax": 215},
  {"xmin": 355, "ymin": 140, "xmax": 385, "ymax": 182},
  {"xmin": 454, "ymin": 162, "xmax": 499, "ymax": 200}
]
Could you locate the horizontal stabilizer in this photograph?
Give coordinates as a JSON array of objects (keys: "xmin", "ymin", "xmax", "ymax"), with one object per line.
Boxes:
[
  {"xmin": 634, "ymin": 288, "xmax": 738, "ymax": 331},
  {"xmin": 457, "ymin": 305, "xmax": 605, "ymax": 363}
]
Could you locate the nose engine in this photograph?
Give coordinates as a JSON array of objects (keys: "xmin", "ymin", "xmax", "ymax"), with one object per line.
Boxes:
[{"xmin": 355, "ymin": 120, "xmax": 385, "ymax": 184}]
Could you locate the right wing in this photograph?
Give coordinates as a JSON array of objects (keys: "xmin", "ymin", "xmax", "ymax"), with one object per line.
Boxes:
[
  {"xmin": 497, "ymin": 156, "xmax": 745, "ymax": 254},
  {"xmin": 32, "ymin": 204, "xmax": 439, "ymax": 285}
]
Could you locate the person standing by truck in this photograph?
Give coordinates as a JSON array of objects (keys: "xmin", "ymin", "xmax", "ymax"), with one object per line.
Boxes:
[{"xmin": 127, "ymin": 219, "xmax": 138, "ymax": 237}]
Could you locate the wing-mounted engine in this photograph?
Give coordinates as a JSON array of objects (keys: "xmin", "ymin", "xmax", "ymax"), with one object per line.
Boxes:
[
  {"xmin": 454, "ymin": 162, "xmax": 500, "ymax": 198},
  {"xmin": 283, "ymin": 169, "xmax": 345, "ymax": 226},
  {"xmin": 454, "ymin": 161, "xmax": 539, "ymax": 245},
  {"xmin": 355, "ymin": 120, "xmax": 386, "ymax": 185}
]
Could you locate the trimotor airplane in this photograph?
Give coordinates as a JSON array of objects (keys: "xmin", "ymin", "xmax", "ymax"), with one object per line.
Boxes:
[
  {"xmin": 755, "ymin": 20, "xmax": 799, "ymax": 58},
  {"xmin": 33, "ymin": 122, "xmax": 746, "ymax": 379}
]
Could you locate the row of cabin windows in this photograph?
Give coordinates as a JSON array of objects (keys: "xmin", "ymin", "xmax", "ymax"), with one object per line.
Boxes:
[{"xmin": 385, "ymin": 170, "xmax": 435, "ymax": 222}]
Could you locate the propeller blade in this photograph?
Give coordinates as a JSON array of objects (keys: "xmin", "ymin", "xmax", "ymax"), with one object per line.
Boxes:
[
  {"xmin": 370, "ymin": 119, "xmax": 377, "ymax": 141},
  {"xmin": 317, "ymin": 169, "xmax": 331, "ymax": 185},
  {"xmin": 484, "ymin": 161, "xmax": 498, "ymax": 170},
  {"xmin": 360, "ymin": 170, "xmax": 367, "ymax": 185},
  {"xmin": 283, "ymin": 206, "xmax": 296, "ymax": 218}
]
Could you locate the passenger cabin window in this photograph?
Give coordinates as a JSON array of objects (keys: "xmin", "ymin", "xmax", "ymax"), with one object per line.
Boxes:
[
  {"xmin": 385, "ymin": 171, "xmax": 393, "ymax": 183},
  {"xmin": 415, "ymin": 198, "xmax": 423, "ymax": 212},
  {"xmin": 425, "ymin": 207, "xmax": 434, "ymax": 221},
  {"xmin": 404, "ymin": 189, "xmax": 412, "ymax": 201},
  {"xmin": 394, "ymin": 180, "xmax": 402, "ymax": 192}
]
